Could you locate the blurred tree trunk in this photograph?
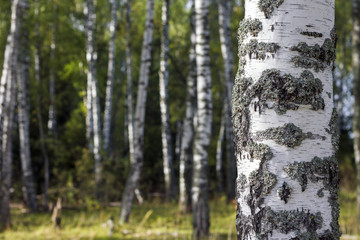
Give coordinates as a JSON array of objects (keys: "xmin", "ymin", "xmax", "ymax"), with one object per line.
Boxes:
[
  {"xmin": 0, "ymin": 0, "xmax": 22, "ymax": 230},
  {"xmin": 34, "ymin": 0, "xmax": 50, "ymax": 210},
  {"xmin": 234, "ymin": 1, "xmax": 339, "ymax": 239},
  {"xmin": 216, "ymin": 110, "xmax": 225, "ymax": 193},
  {"xmin": 125, "ymin": 0, "xmax": 135, "ymax": 165},
  {"xmin": 48, "ymin": 1, "xmax": 57, "ymax": 136},
  {"xmin": 159, "ymin": 0, "xmax": 176, "ymax": 201},
  {"xmin": 218, "ymin": 0, "xmax": 236, "ymax": 201},
  {"xmin": 192, "ymin": 0, "xmax": 212, "ymax": 238},
  {"xmin": 103, "ymin": 0, "xmax": 117, "ymax": 156},
  {"xmin": 17, "ymin": 0, "xmax": 38, "ymax": 212},
  {"xmin": 119, "ymin": 0, "xmax": 155, "ymax": 224},
  {"xmin": 179, "ymin": 0, "xmax": 196, "ymax": 213},
  {"xmin": 85, "ymin": 0, "xmax": 102, "ymax": 196}
]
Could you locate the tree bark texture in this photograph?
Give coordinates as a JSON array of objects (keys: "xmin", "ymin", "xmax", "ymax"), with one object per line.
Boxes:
[
  {"xmin": 179, "ymin": 1, "xmax": 196, "ymax": 214},
  {"xmin": 85, "ymin": 0, "xmax": 102, "ymax": 193},
  {"xmin": 159, "ymin": 0, "xmax": 176, "ymax": 201},
  {"xmin": 0, "ymin": 0, "xmax": 22, "ymax": 229},
  {"xmin": 192, "ymin": 0, "xmax": 212, "ymax": 238},
  {"xmin": 17, "ymin": 1, "xmax": 38, "ymax": 212},
  {"xmin": 119, "ymin": 0, "xmax": 155, "ymax": 224},
  {"xmin": 234, "ymin": 1, "xmax": 339, "ymax": 239},
  {"xmin": 103, "ymin": 0, "xmax": 117, "ymax": 155},
  {"xmin": 352, "ymin": 0, "xmax": 360, "ymax": 219}
]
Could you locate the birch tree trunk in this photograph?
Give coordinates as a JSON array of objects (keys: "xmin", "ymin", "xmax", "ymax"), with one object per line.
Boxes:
[
  {"xmin": 352, "ymin": 0, "xmax": 360, "ymax": 219},
  {"xmin": 17, "ymin": 1, "xmax": 38, "ymax": 211},
  {"xmin": 179, "ymin": 1, "xmax": 196, "ymax": 213},
  {"xmin": 119, "ymin": 0, "xmax": 154, "ymax": 224},
  {"xmin": 159, "ymin": 0, "xmax": 176, "ymax": 201},
  {"xmin": 125, "ymin": 0, "xmax": 135, "ymax": 166},
  {"xmin": 85, "ymin": 0, "xmax": 102, "ymax": 194},
  {"xmin": 0, "ymin": 0, "xmax": 22, "ymax": 229},
  {"xmin": 35, "ymin": 0, "xmax": 50, "ymax": 210},
  {"xmin": 103, "ymin": 0, "xmax": 117, "ymax": 155},
  {"xmin": 192, "ymin": 0, "xmax": 212, "ymax": 237},
  {"xmin": 48, "ymin": 0, "xmax": 56, "ymax": 136},
  {"xmin": 216, "ymin": 110, "xmax": 225, "ymax": 193},
  {"xmin": 234, "ymin": 1, "xmax": 339, "ymax": 239},
  {"xmin": 218, "ymin": 0, "xmax": 236, "ymax": 201}
]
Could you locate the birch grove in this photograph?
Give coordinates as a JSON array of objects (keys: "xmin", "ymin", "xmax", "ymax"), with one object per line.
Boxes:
[
  {"xmin": 192, "ymin": 0, "xmax": 212, "ymax": 237},
  {"xmin": 119, "ymin": 0, "xmax": 155, "ymax": 223},
  {"xmin": 233, "ymin": 1, "xmax": 339, "ymax": 239}
]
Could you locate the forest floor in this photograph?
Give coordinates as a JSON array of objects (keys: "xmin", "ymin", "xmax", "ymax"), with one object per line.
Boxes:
[{"xmin": 0, "ymin": 192, "xmax": 358, "ymax": 240}]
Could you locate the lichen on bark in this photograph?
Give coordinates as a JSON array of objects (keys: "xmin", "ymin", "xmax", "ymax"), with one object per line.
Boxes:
[
  {"xmin": 290, "ymin": 38, "xmax": 336, "ymax": 72},
  {"xmin": 278, "ymin": 181, "xmax": 292, "ymax": 203},
  {"xmin": 253, "ymin": 123, "xmax": 326, "ymax": 148},
  {"xmin": 240, "ymin": 39, "xmax": 280, "ymax": 60},
  {"xmin": 258, "ymin": 0, "xmax": 284, "ymax": 18}
]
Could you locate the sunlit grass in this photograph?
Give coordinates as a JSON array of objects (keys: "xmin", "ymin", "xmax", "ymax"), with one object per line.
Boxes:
[{"xmin": 0, "ymin": 197, "xmax": 236, "ymax": 240}]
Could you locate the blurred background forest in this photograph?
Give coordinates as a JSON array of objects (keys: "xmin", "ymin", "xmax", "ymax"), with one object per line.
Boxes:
[{"xmin": 0, "ymin": 0, "xmax": 357, "ymax": 239}]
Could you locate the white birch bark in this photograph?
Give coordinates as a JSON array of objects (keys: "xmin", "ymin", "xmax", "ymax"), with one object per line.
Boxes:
[
  {"xmin": 216, "ymin": 110, "xmax": 225, "ymax": 192},
  {"xmin": 234, "ymin": 1, "xmax": 339, "ymax": 239},
  {"xmin": 179, "ymin": 0, "xmax": 196, "ymax": 213},
  {"xmin": 352, "ymin": 0, "xmax": 360, "ymax": 219},
  {"xmin": 192, "ymin": 0, "xmax": 212, "ymax": 237},
  {"xmin": 35, "ymin": 0, "xmax": 50, "ymax": 209},
  {"xmin": 85, "ymin": 0, "xmax": 102, "ymax": 193},
  {"xmin": 119, "ymin": 0, "xmax": 155, "ymax": 224},
  {"xmin": 0, "ymin": 0, "xmax": 21, "ymax": 229},
  {"xmin": 159, "ymin": 0, "xmax": 176, "ymax": 201},
  {"xmin": 103, "ymin": 0, "xmax": 117, "ymax": 155},
  {"xmin": 17, "ymin": 1, "xmax": 38, "ymax": 211},
  {"xmin": 125, "ymin": 0, "xmax": 135, "ymax": 166}
]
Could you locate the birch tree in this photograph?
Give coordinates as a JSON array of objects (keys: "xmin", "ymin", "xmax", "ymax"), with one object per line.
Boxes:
[
  {"xmin": 159, "ymin": 0, "xmax": 176, "ymax": 201},
  {"xmin": 179, "ymin": 0, "xmax": 196, "ymax": 213},
  {"xmin": 218, "ymin": 0, "xmax": 236, "ymax": 200},
  {"xmin": 0, "ymin": 0, "xmax": 22, "ymax": 229},
  {"xmin": 352, "ymin": 0, "xmax": 360, "ymax": 218},
  {"xmin": 233, "ymin": 1, "xmax": 339, "ymax": 238},
  {"xmin": 103, "ymin": 0, "xmax": 117, "ymax": 155},
  {"xmin": 192, "ymin": 0, "xmax": 212, "ymax": 237},
  {"xmin": 119, "ymin": 0, "xmax": 155, "ymax": 223},
  {"xmin": 216, "ymin": 111, "xmax": 225, "ymax": 192},
  {"xmin": 85, "ymin": 0, "xmax": 102, "ymax": 193}
]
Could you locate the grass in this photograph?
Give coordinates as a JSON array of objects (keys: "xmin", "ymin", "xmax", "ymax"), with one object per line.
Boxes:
[
  {"xmin": 1, "ymin": 192, "xmax": 359, "ymax": 240},
  {"xmin": 0, "ymin": 197, "xmax": 236, "ymax": 240}
]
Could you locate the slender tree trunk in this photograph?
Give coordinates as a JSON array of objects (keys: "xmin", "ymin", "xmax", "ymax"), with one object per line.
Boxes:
[
  {"xmin": 85, "ymin": 0, "xmax": 102, "ymax": 195},
  {"xmin": 353, "ymin": 0, "xmax": 360, "ymax": 219},
  {"xmin": 48, "ymin": 0, "xmax": 56, "ymax": 136},
  {"xmin": 159, "ymin": 0, "xmax": 176, "ymax": 201},
  {"xmin": 119, "ymin": 0, "xmax": 155, "ymax": 224},
  {"xmin": 175, "ymin": 119, "xmax": 182, "ymax": 162},
  {"xmin": 216, "ymin": 110, "xmax": 225, "ymax": 193},
  {"xmin": 17, "ymin": 1, "xmax": 38, "ymax": 211},
  {"xmin": 234, "ymin": 1, "xmax": 339, "ymax": 239},
  {"xmin": 192, "ymin": 0, "xmax": 212, "ymax": 238},
  {"xmin": 103, "ymin": 0, "xmax": 117, "ymax": 155},
  {"xmin": 218, "ymin": 0, "xmax": 236, "ymax": 201},
  {"xmin": 179, "ymin": 1, "xmax": 196, "ymax": 213},
  {"xmin": 125, "ymin": 0, "xmax": 135, "ymax": 166},
  {"xmin": 34, "ymin": 0, "xmax": 50, "ymax": 210},
  {"xmin": 0, "ymin": 0, "xmax": 22, "ymax": 230}
]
